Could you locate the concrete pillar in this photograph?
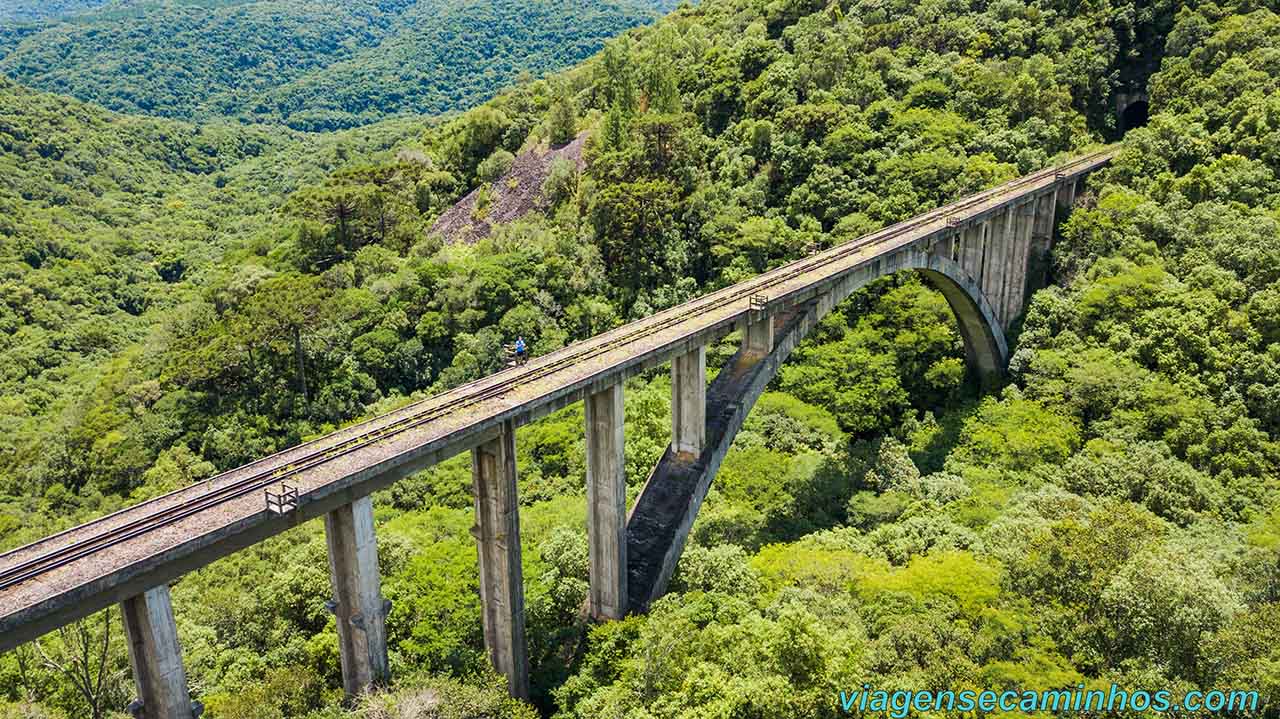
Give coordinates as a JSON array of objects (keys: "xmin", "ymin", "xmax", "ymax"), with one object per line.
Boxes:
[
  {"xmin": 1003, "ymin": 201, "xmax": 1036, "ymax": 323},
  {"xmin": 743, "ymin": 315, "xmax": 773, "ymax": 357},
  {"xmin": 324, "ymin": 496, "xmax": 390, "ymax": 699},
  {"xmin": 1055, "ymin": 179, "xmax": 1077, "ymax": 213},
  {"xmin": 1003, "ymin": 205, "xmax": 1028, "ymax": 327},
  {"xmin": 1034, "ymin": 191, "xmax": 1057, "ymax": 239},
  {"xmin": 995, "ymin": 204, "xmax": 1016, "ymax": 325},
  {"xmin": 1027, "ymin": 191, "xmax": 1058, "ymax": 293},
  {"xmin": 471, "ymin": 423, "xmax": 529, "ymax": 699},
  {"xmin": 982, "ymin": 212, "xmax": 1009, "ymax": 324},
  {"xmin": 671, "ymin": 346, "xmax": 706, "ymax": 457},
  {"xmin": 585, "ymin": 384, "xmax": 626, "ymax": 621},
  {"xmin": 121, "ymin": 585, "xmax": 199, "ymax": 719},
  {"xmin": 960, "ymin": 222, "xmax": 984, "ymax": 281}
]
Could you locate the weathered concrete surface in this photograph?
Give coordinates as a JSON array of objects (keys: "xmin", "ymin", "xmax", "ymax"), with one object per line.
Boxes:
[
  {"xmin": 671, "ymin": 347, "xmax": 707, "ymax": 457},
  {"xmin": 585, "ymin": 384, "xmax": 627, "ymax": 621},
  {"xmin": 1015, "ymin": 200, "xmax": 1038, "ymax": 320},
  {"xmin": 626, "ymin": 304, "xmax": 818, "ymax": 612},
  {"xmin": 1027, "ymin": 191, "xmax": 1058, "ymax": 294},
  {"xmin": 325, "ymin": 496, "xmax": 389, "ymax": 698},
  {"xmin": 121, "ymin": 585, "xmax": 198, "ymax": 719},
  {"xmin": 997, "ymin": 200, "xmax": 1035, "ymax": 325},
  {"xmin": 625, "ymin": 247, "xmax": 1010, "ymax": 610},
  {"xmin": 917, "ymin": 258, "xmax": 1006, "ymax": 383},
  {"xmin": 0, "ymin": 152, "xmax": 1113, "ymax": 654},
  {"xmin": 1056, "ymin": 178, "xmax": 1078, "ymax": 213},
  {"xmin": 470, "ymin": 424, "xmax": 529, "ymax": 699},
  {"xmin": 983, "ymin": 213, "xmax": 1008, "ymax": 324},
  {"xmin": 743, "ymin": 314, "xmax": 774, "ymax": 356}
]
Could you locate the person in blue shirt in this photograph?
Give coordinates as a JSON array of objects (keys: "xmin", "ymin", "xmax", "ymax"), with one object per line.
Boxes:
[{"xmin": 514, "ymin": 336, "xmax": 527, "ymax": 364}]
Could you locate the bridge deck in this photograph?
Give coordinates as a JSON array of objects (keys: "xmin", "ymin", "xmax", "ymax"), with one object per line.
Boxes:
[{"xmin": 0, "ymin": 150, "xmax": 1113, "ymax": 650}]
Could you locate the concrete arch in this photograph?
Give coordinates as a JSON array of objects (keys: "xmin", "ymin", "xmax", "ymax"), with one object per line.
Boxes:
[
  {"xmin": 625, "ymin": 253, "xmax": 1008, "ymax": 612},
  {"xmin": 916, "ymin": 254, "xmax": 1009, "ymax": 383}
]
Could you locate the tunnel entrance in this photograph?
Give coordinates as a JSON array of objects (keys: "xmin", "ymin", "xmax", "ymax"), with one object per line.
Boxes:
[{"xmin": 1120, "ymin": 100, "xmax": 1150, "ymax": 132}]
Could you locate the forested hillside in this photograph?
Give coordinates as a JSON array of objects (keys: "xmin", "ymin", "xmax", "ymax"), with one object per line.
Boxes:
[
  {"xmin": 0, "ymin": 0, "xmax": 678, "ymax": 131},
  {"xmin": 1, "ymin": 0, "xmax": 1279, "ymax": 716},
  {"xmin": 0, "ymin": 0, "xmax": 108, "ymax": 22},
  {"xmin": 0, "ymin": 78, "xmax": 438, "ymax": 513}
]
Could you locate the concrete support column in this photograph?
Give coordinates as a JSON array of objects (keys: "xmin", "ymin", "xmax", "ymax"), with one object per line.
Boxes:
[
  {"xmin": 1027, "ymin": 191, "xmax": 1058, "ymax": 294},
  {"xmin": 960, "ymin": 222, "xmax": 984, "ymax": 281},
  {"xmin": 1006, "ymin": 204, "xmax": 1029, "ymax": 325},
  {"xmin": 585, "ymin": 383, "xmax": 627, "ymax": 621},
  {"xmin": 1055, "ymin": 179, "xmax": 1077, "ymax": 213},
  {"xmin": 471, "ymin": 423, "xmax": 530, "ymax": 699},
  {"xmin": 1033, "ymin": 191, "xmax": 1057, "ymax": 239},
  {"xmin": 671, "ymin": 346, "xmax": 706, "ymax": 457},
  {"xmin": 121, "ymin": 585, "xmax": 199, "ymax": 719},
  {"xmin": 1003, "ymin": 201, "xmax": 1036, "ymax": 322},
  {"xmin": 325, "ymin": 496, "xmax": 390, "ymax": 699},
  {"xmin": 743, "ymin": 315, "xmax": 773, "ymax": 357},
  {"xmin": 982, "ymin": 211, "xmax": 1010, "ymax": 324}
]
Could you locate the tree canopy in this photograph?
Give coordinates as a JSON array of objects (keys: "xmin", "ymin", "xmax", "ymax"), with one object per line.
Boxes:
[{"xmin": 3, "ymin": 0, "xmax": 1280, "ymax": 716}]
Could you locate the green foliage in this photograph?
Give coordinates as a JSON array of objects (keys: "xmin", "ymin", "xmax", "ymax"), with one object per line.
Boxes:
[
  {"xmin": 477, "ymin": 150, "xmax": 516, "ymax": 184},
  {"xmin": 356, "ymin": 675, "xmax": 538, "ymax": 719},
  {"xmin": 541, "ymin": 157, "xmax": 579, "ymax": 209},
  {"xmin": 556, "ymin": 2, "xmax": 1280, "ymax": 715},
  {"xmin": 554, "ymin": 591, "xmax": 863, "ymax": 718},
  {"xmin": 0, "ymin": 0, "xmax": 678, "ymax": 131},
  {"xmin": 7, "ymin": 0, "xmax": 1280, "ymax": 716},
  {"xmin": 953, "ymin": 393, "xmax": 1083, "ymax": 474},
  {"xmin": 0, "ymin": 0, "xmax": 106, "ymax": 23},
  {"xmin": 546, "ymin": 83, "xmax": 580, "ymax": 147},
  {"xmin": 860, "ymin": 551, "xmax": 1003, "ymax": 617}
]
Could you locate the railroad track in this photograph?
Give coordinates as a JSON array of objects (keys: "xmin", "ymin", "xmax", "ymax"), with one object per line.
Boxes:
[{"xmin": 0, "ymin": 149, "xmax": 1111, "ymax": 593}]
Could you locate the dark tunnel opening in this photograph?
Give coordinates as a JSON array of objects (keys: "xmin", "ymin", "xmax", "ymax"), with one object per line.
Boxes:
[{"xmin": 1120, "ymin": 100, "xmax": 1150, "ymax": 132}]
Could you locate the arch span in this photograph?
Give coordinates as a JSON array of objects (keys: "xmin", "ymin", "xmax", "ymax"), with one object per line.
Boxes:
[
  {"xmin": 917, "ymin": 253, "xmax": 1009, "ymax": 384},
  {"xmin": 624, "ymin": 255, "xmax": 1006, "ymax": 612}
]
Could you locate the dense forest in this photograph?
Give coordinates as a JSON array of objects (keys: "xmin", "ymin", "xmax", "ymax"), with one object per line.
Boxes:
[
  {"xmin": 1, "ymin": 0, "xmax": 1279, "ymax": 716},
  {"xmin": 0, "ymin": 0, "xmax": 678, "ymax": 131},
  {"xmin": 0, "ymin": 0, "xmax": 109, "ymax": 23}
]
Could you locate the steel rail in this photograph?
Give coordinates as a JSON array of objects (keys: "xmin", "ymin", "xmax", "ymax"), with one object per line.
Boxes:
[{"xmin": 0, "ymin": 150, "xmax": 1110, "ymax": 592}]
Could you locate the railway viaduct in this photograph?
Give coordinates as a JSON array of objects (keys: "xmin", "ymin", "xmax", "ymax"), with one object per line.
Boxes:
[{"xmin": 0, "ymin": 150, "xmax": 1112, "ymax": 716}]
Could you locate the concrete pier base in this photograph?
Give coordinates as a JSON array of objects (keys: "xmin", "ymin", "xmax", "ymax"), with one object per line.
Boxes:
[
  {"xmin": 471, "ymin": 423, "xmax": 530, "ymax": 699},
  {"xmin": 121, "ymin": 585, "xmax": 199, "ymax": 719},
  {"xmin": 671, "ymin": 347, "xmax": 706, "ymax": 457},
  {"xmin": 981, "ymin": 214, "xmax": 1006, "ymax": 319},
  {"xmin": 324, "ymin": 496, "xmax": 390, "ymax": 699},
  {"xmin": 1033, "ymin": 190, "xmax": 1057, "ymax": 239},
  {"xmin": 585, "ymin": 384, "xmax": 627, "ymax": 621}
]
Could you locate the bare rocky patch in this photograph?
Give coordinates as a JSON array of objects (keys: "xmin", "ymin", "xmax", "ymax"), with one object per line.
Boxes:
[{"xmin": 429, "ymin": 131, "xmax": 587, "ymax": 244}]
